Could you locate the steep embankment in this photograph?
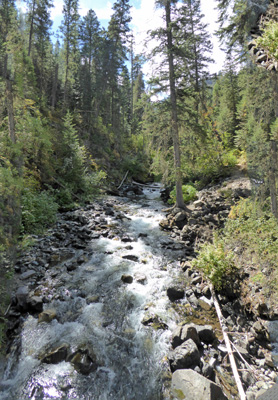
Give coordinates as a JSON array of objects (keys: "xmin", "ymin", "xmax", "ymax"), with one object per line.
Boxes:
[{"xmin": 159, "ymin": 175, "xmax": 278, "ymax": 399}]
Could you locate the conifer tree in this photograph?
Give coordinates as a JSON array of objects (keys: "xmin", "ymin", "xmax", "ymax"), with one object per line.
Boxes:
[
  {"xmin": 79, "ymin": 9, "xmax": 101, "ymax": 126},
  {"xmin": 155, "ymin": 0, "xmax": 185, "ymax": 209},
  {"xmin": 60, "ymin": 0, "xmax": 80, "ymax": 109}
]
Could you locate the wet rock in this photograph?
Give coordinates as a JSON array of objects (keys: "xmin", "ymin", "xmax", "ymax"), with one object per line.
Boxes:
[
  {"xmin": 141, "ymin": 312, "xmax": 168, "ymax": 330},
  {"xmin": 167, "ymin": 286, "xmax": 185, "ymax": 302},
  {"xmin": 138, "ymin": 233, "xmax": 148, "ymax": 238},
  {"xmin": 66, "ymin": 262, "xmax": 78, "ymax": 272},
  {"xmin": 134, "ymin": 273, "xmax": 147, "ymax": 285},
  {"xmin": 41, "ymin": 344, "xmax": 69, "ymax": 364},
  {"xmin": 159, "ymin": 219, "xmax": 171, "ymax": 230},
  {"xmin": 15, "ymin": 286, "xmax": 29, "ymax": 310},
  {"xmin": 121, "ymin": 274, "xmax": 133, "ymax": 284},
  {"xmin": 67, "ymin": 348, "xmax": 98, "ymax": 375},
  {"xmin": 86, "ymin": 295, "xmax": 100, "ymax": 304},
  {"xmin": 172, "ymin": 324, "xmax": 201, "ymax": 348},
  {"xmin": 27, "ymin": 296, "xmax": 43, "ymax": 312},
  {"xmin": 38, "ymin": 309, "xmax": 57, "ymax": 323},
  {"xmin": 122, "ymin": 255, "xmax": 139, "ymax": 262},
  {"xmin": 169, "ymin": 339, "xmax": 200, "ymax": 371},
  {"xmin": 122, "ymin": 236, "xmax": 133, "ymax": 243},
  {"xmin": 171, "ymin": 369, "xmax": 228, "ymax": 400}
]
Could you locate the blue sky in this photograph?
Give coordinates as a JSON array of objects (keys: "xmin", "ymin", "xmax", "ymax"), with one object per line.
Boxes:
[{"xmin": 16, "ymin": 0, "xmax": 226, "ymax": 75}]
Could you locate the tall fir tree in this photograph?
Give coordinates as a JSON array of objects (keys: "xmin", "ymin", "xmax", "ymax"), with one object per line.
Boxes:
[{"xmin": 60, "ymin": 0, "xmax": 80, "ymax": 109}]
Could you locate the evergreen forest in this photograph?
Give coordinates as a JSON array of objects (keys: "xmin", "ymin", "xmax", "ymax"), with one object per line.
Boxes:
[{"xmin": 2, "ymin": 0, "xmax": 278, "ymax": 376}]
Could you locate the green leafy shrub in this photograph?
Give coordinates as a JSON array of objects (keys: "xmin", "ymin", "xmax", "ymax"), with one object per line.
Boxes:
[
  {"xmin": 21, "ymin": 189, "xmax": 58, "ymax": 234},
  {"xmin": 168, "ymin": 184, "xmax": 197, "ymax": 205},
  {"xmin": 192, "ymin": 239, "xmax": 237, "ymax": 290}
]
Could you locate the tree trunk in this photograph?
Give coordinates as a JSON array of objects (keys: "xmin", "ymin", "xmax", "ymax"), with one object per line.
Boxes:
[
  {"xmin": 51, "ymin": 63, "xmax": 59, "ymax": 109},
  {"xmin": 165, "ymin": 1, "xmax": 185, "ymax": 209},
  {"xmin": 5, "ymin": 79, "xmax": 16, "ymax": 144},
  {"xmin": 28, "ymin": 0, "xmax": 36, "ymax": 57}
]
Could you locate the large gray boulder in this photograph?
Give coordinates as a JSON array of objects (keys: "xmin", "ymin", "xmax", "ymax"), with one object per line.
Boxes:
[
  {"xmin": 169, "ymin": 339, "xmax": 200, "ymax": 372},
  {"xmin": 172, "ymin": 324, "xmax": 201, "ymax": 348},
  {"xmin": 171, "ymin": 369, "xmax": 228, "ymax": 400}
]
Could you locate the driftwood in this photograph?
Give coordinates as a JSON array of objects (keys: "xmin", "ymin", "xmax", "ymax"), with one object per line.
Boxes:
[
  {"xmin": 117, "ymin": 170, "xmax": 129, "ymax": 190},
  {"xmin": 210, "ymin": 285, "xmax": 247, "ymax": 400}
]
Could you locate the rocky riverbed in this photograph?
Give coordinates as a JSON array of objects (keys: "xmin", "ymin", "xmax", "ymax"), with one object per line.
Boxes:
[{"xmin": 0, "ymin": 179, "xmax": 277, "ymax": 400}]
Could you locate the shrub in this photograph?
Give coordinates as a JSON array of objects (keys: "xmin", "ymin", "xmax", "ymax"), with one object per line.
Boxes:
[
  {"xmin": 168, "ymin": 184, "xmax": 197, "ymax": 205},
  {"xmin": 21, "ymin": 189, "xmax": 58, "ymax": 234},
  {"xmin": 192, "ymin": 239, "xmax": 238, "ymax": 290}
]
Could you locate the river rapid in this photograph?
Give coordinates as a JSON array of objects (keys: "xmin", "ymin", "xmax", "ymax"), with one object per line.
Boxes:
[{"xmin": 0, "ymin": 184, "xmax": 185, "ymax": 400}]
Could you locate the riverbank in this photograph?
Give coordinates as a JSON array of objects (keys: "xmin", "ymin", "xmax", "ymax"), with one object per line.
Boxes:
[
  {"xmin": 1, "ymin": 179, "xmax": 278, "ymax": 400},
  {"xmin": 159, "ymin": 175, "xmax": 278, "ymax": 399}
]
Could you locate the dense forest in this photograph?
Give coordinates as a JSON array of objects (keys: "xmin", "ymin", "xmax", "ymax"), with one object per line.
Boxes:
[{"xmin": 2, "ymin": 0, "xmax": 278, "ymax": 347}]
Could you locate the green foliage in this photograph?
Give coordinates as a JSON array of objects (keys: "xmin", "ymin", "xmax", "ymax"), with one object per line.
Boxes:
[
  {"xmin": 21, "ymin": 189, "xmax": 58, "ymax": 234},
  {"xmin": 226, "ymin": 198, "xmax": 278, "ymax": 265},
  {"xmin": 121, "ymin": 154, "xmax": 150, "ymax": 182},
  {"xmin": 168, "ymin": 184, "xmax": 197, "ymax": 205},
  {"xmin": 192, "ymin": 238, "xmax": 237, "ymax": 290},
  {"xmin": 255, "ymin": 20, "xmax": 278, "ymax": 61}
]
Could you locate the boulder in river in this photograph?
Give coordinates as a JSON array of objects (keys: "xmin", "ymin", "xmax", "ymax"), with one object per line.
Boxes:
[
  {"xmin": 167, "ymin": 286, "xmax": 185, "ymax": 302},
  {"xmin": 121, "ymin": 274, "xmax": 133, "ymax": 284},
  {"xmin": 67, "ymin": 348, "xmax": 98, "ymax": 375},
  {"xmin": 41, "ymin": 344, "xmax": 69, "ymax": 364},
  {"xmin": 171, "ymin": 369, "xmax": 228, "ymax": 400}
]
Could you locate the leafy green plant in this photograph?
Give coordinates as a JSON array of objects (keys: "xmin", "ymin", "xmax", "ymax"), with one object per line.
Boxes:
[
  {"xmin": 168, "ymin": 184, "xmax": 197, "ymax": 205},
  {"xmin": 21, "ymin": 189, "xmax": 58, "ymax": 234},
  {"xmin": 255, "ymin": 21, "xmax": 278, "ymax": 61},
  {"xmin": 192, "ymin": 239, "xmax": 237, "ymax": 290}
]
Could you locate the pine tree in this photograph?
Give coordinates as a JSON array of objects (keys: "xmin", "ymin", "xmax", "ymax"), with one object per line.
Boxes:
[
  {"xmin": 24, "ymin": 0, "xmax": 54, "ymax": 100},
  {"xmin": 154, "ymin": 0, "xmax": 185, "ymax": 208},
  {"xmin": 60, "ymin": 0, "xmax": 80, "ymax": 109},
  {"xmin": 79, "ymin": 9, "xmax": 101, "ymax": 126}
]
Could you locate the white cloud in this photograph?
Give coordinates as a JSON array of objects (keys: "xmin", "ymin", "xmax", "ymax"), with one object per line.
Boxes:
[
  {"xmin": 131, "ymin": 0, "xmax": 164, "ymax": 79},
  {"xmin": 79, "ymin": 0, "xmax": 113, "ymax": 20},
  {"xmin": 50, "ymin": 0, "xmax": 63, "ymax": 19}
]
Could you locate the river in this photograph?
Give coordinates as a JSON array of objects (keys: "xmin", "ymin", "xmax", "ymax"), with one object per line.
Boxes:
[{"xmin": 0, "ymin": 184, "xmax": 185, "ymax": 400}]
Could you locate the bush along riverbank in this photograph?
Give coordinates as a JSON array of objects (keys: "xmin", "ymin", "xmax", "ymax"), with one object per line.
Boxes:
[{"xmin": 160, "ymin": 175, "xmax": 278, "ymax": 399}]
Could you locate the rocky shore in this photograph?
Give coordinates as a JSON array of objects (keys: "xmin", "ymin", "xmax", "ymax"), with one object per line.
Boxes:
[
  {"xmin": 1, "ymin": 178, "xmax": 278, "ymax": 400},
  {"xmin": 159, "ymin": 176, "xmax": 278, "ymax": 399}
]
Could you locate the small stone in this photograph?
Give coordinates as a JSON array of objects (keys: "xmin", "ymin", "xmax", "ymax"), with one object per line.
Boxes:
[
  {"xmin": 122, "ymin": 255, "xmax": 139, "ymax": 262},
  {"xmin": 86, "ymin": 296, "xmax": 100, "ymax": 304},
  {"xmin": 198, "ymin": 296, "xmax": 213, "ymax": 311},
  {"xmin": 20, "ymin": 270, "xmax": 36, "ymax": 280},
  {"xmin": 38, "ymin": 309, "xmax": 57, "ymax": 323},
  {"xmin": 134, "ymin": 273, "xmax": 147, "ymax": 285}
]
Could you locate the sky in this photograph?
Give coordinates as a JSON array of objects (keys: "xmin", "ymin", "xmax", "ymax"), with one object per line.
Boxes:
[{"xmin": 16, "ymin": 0, "xmax": 226, "ymax": 77}]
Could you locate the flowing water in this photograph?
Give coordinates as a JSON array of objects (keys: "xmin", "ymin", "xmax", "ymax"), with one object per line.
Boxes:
[{"xmin": 0, "ymin": 185, "xmax": 185, "ymax": 400}]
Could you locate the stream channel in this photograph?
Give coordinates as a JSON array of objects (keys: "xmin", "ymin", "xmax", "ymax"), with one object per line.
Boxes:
[{"xmin": 1, "ymin": 184, "xmax": 188, "ymax": 400}]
